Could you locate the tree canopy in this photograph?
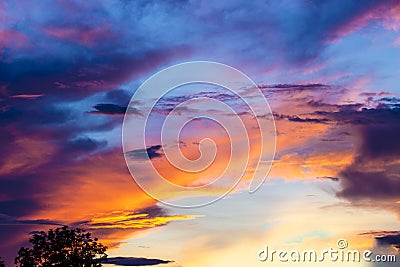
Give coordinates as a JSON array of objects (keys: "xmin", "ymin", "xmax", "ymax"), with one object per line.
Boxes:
[
  {"xmin": 0, "ymin": 256, "xmax": 5, "ymax": 267},
  {"xmin": 15, "ymin": 226, "xmax": 107, "ymax": 267}
]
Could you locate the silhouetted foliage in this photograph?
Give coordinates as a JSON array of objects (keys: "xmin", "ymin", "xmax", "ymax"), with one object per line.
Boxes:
[
  {"xmin": 15, "ymin": 226, "xmax": 107, "ymax": 267},
  {"xmin": 0, "ymin": 256, "xmax": 5, "ymax": 267}
]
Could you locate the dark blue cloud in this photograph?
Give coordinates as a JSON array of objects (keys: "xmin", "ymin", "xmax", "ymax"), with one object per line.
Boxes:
[
  {"xmin": 126, "ymin": 145, "xmax": 163, "ymax": 160},
  {"xmin": 90, "ymin": 104, "xmax": 128, "ymax": 115},
  {"xmin": 89, "ymin": 103, "xmax": 142, "ymax": 116},
  {"xmin": 102, "ymin": 257, "xmax": 173, "ymax": 266},
  {"xmin": 376, "ymin": 234, "xmax": 400, "ymax": 250},
  {"xmin": 1, "ymin": 0, "xmax": 395, "ymax": 67},
  {"xmin": 0, "ymin": 50, "xmax": 179, "ymax": 100}
]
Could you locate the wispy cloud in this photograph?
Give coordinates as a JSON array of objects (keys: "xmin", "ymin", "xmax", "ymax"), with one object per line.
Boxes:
[
  {"xmin": 125, "ymin": 145, "xmax": 163, "ymax": 160},
  {"xmin": 102, "ymin": 256, "xmax": 173, "ymax": 266},
  {"xmin": 89, "ymin": 103, "xmax": 142, "ymax": 116},
  {"xmin": 84, "ymin": 210, "xmax": 198, "ymax": 230}
]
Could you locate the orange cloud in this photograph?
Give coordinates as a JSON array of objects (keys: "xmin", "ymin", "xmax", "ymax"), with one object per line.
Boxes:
[
  {"xmin": 8, "ymin": 148, "xmax": 200, "ymax": 250},
  {"xmin": 29, "ymin": 149, "xmax": 155, "ymax": 222}
]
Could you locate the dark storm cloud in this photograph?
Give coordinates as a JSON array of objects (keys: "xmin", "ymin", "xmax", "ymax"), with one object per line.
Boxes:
[
  {"xmin": 335, "ymin": 106, "xmax": 400, "ymax": 201},
  {"xmin": 358, "ymin": 119, "xmax": 400, "ymax": 159},
  {"xmin": 338, "ymin": 169, "xmax": 400, "ymax": 200}
]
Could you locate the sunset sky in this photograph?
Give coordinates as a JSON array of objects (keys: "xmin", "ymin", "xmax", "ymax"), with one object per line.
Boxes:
[{"xmin": 0, "ymin": 0, "xmax": 400, "ymax": 266}]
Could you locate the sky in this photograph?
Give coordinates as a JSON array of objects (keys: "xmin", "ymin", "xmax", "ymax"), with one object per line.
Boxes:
[{"xmin": 0, "ymin": 0, "xmax": 400, "ymax": 266}]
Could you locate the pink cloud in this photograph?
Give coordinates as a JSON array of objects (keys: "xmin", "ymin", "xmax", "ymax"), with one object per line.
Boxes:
[
  {"xmin": 382, "ymin": 4, "xmax": 400, "ymax": 31},
  {"xmin": 10, "ymin": 94, "xmax": 45, "ymax": 99},
  {"xmin": 43, "ymin": 25, "xmax": 115, "ymax": 48},
  {"xmin": 0, "ymin": 29, "xmax": 30, "ymax": 50},
  {"xmin": 328, "ymin": 2, "xmax": 400, "ymax": 42}
]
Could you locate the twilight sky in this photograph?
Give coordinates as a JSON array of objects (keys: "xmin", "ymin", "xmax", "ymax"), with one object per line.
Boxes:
[{"xmin": 0, "ymin": 0, "xmax": 400, "ymax": 266}]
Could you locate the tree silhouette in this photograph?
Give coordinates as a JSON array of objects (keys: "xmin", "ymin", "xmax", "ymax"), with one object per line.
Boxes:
[
  {"xmin": 15, "ymin": 226, "xmax": 107, "ymax": 267},
  {"xmin": 0, "ymin": 256, "xmax": 5, "ymax": 267}
]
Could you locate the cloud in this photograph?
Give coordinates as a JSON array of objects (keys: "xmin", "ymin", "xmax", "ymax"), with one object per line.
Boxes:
[
  {"xmin": 316, "ymin": 176, "xmax": 340, "ymax": 182},
  {"xmin": 376, "ymin": 234, "xmax": 400, "ymax": 250},
  {"xmin": 0, "ymin": 49, "xmax": 180, "ymax": 101},
  {"xmin": 1, "ymin": 0, "xmax": 396, "ymax": 68},
  {"xmin": 335, "ymin": 106, "xmax": 400, "ymax": 202},
  {"xmin": 361, "ymin": 231, "xmax": 400, "ymax": 252},
  {"xmin": 129, "ymin": 82, "xmax": 399, "ymax": 204},
  {"xmin": 10, "ymin": 94, "xmax": 45, "ymax": 99},
  {"xmin": 0, "ymin": 29, "xmax": 30, "ymax": 51},
  {"xmin": 273, "ymin": 99, "xmax": 400, "ymax": 126},
  {"xmin": 260, "ymin": 83, "xmax": 328, "ymax": 91},
  {"xmin": 81, "ymin": 206, "xmax": 197, "ymax": 230},
  {"xmin": 356, "ymin": 231, "xmax": 400, "ymax": 267},
  {"xmin": 319, "ymin": 138, "xmax": 345, "ymax": 142},
  {"xmin": 89, "ymin": 103, "xmax": 142, "ymax": 116},
  {"xmin": 125, "ymin": 145, "xmax": 163, "ymax": 160},
  {"xmin": 338, "ymin": 169, "xmax": 400, "ymax": 200},
  {"xmin": 266, "ymin": 91, "xmax": 400, "ymax": 206},
  {"xmin": 313, "ymin": 107, "xmax": 400, "ymax": 125},
  {"xmin": 274, "ymin": 113, "xmax": 330, "ymax": 124},
  {"xmin": 0, "ymin": 145, "xmax": 192, "ymax": 263},
  {"xmin": 102, "ymin": 257, "xmax": 173, "ymax": 266},
  {"xmin": 360, "ymin": 231, "xmax": 400, "ymax": 236},
  {"xmin": 0, "ymin": 217, "xmax": 63, "ymax": 227}
]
